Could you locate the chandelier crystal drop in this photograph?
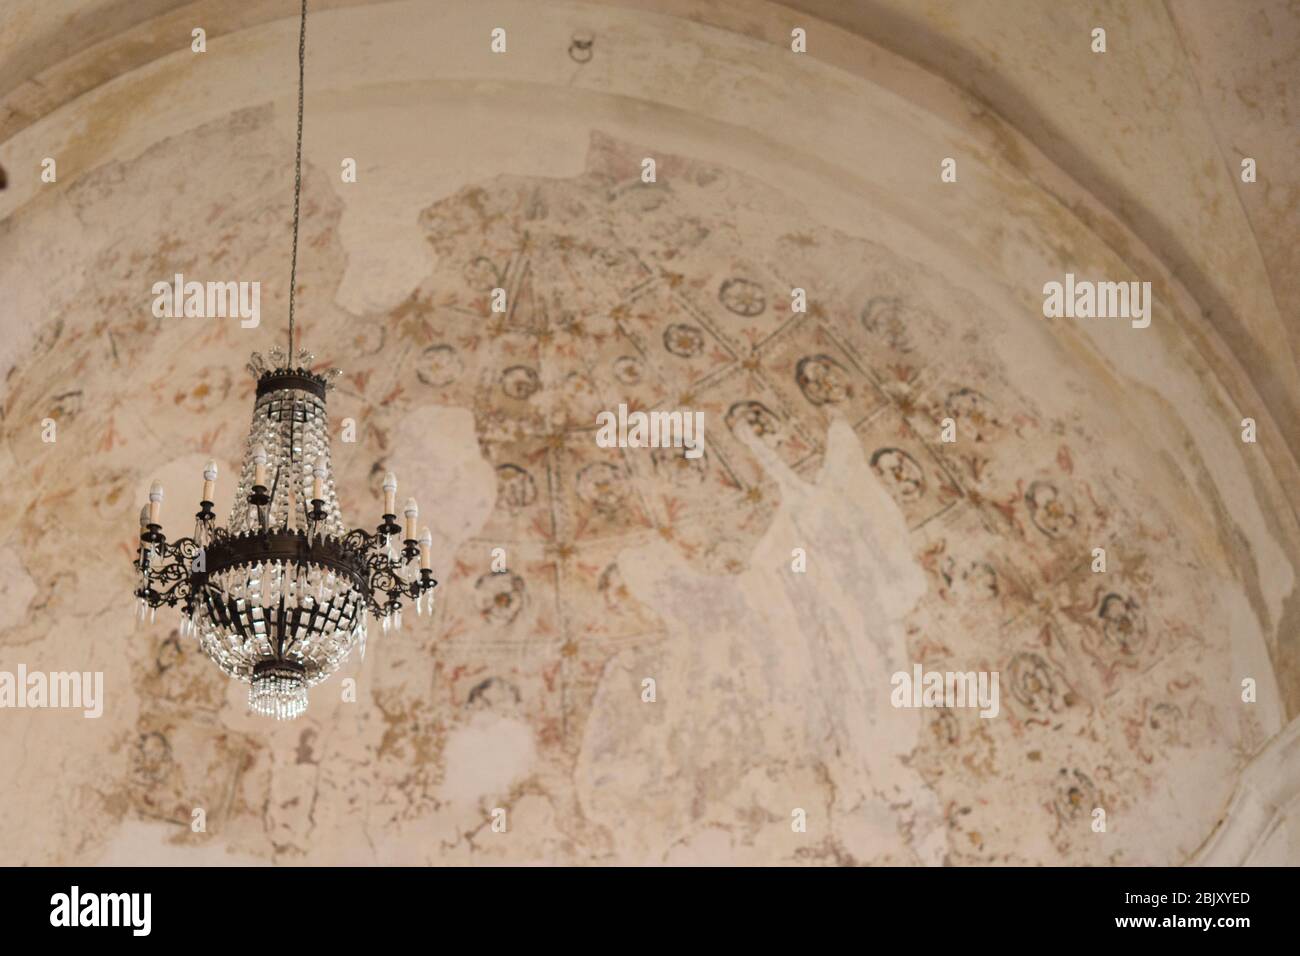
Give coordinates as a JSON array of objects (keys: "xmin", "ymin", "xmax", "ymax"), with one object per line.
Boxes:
[{"xmin": 130, "ymin": 0, "xmax": 436, "ymax": 720}]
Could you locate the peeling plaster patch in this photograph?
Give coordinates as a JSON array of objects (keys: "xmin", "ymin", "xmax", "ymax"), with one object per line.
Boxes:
[
  {"xmin": 1192, "ymin": 715, "xmax": 1300, "ymax": 865},
  {"xmin": 94, "ymin": 820, "xmax": 269, "ymax": 866},
  {"xmin": 439, "ymin": 711, "xmax": 536, "ymax": 806},
  {"xmin": 319, "ymin": 92, "xmax": 591, "ymax": 316},
  {"xmin": 0, "ymin": 546, "xmax": 38, "ymax": 635},
  {"xmin": 576, "ymin": 420, "xmax": 944, "ymax": 864},
  {"xmin": 391, "ymin": 405, "xmax": 496, "ymax": 554},
  {"xmin": 1069, "ymin": 315, "xmax": 1296, "ymax": 633}
]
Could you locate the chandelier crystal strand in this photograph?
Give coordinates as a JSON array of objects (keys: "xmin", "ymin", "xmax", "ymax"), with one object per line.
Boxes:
[{"xmin": 130, "ymin": 0, "xmax": 436, "ymax": 721}]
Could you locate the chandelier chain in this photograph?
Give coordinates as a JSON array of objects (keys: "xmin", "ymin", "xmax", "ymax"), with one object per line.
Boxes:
[{"xmin": 287, "ymin": 0, "xmax": 307, "ymax": 359}]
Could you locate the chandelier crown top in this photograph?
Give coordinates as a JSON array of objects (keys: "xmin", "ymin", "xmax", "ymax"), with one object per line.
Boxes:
[{"xmin": 247, "ymin": 349, "xmax": 343, "ymax": 397}]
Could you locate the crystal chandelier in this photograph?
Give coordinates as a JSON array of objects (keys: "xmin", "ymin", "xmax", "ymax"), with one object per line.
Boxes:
[{"xmin": 131, "ymin": 0, "xmax": 436, "ymax": 719}]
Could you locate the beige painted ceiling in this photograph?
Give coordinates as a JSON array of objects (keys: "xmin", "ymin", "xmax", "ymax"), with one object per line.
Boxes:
[
  {"xmin": 0, "ymin": 0, "xmax": 1296, "ymax": 865},
  {"xmin": 3, "ymin": 0, "xmax": 1297, "ymax": 490}
]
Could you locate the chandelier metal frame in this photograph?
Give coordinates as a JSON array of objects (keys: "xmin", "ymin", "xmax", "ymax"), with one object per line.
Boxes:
[{"xmin": 132, "ymin": 363, "xmax": 438, "ymax": 719}]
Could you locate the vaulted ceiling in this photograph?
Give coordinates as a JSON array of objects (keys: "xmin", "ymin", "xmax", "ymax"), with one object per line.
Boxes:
[{"xmin": 0, "ymin": 0, "xmax": 1296, "ymax": 865}]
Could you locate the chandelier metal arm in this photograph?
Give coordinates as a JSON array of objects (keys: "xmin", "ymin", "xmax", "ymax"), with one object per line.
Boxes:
[
  {"xmin": 134, "ymin": 528, "xmax": 204, "ymax": 609},
  {"xmin": 343, "ymin": 523, "xmax": 439, "ymax": 616}
]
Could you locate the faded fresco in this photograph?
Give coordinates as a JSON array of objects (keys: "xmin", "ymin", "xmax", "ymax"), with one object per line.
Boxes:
[{"xmin": 0, "ymin": 91, "xmax": 1289, "ymax": 864}]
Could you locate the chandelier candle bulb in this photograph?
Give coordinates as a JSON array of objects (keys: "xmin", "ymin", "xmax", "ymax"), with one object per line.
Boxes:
[
  {"xmin": 202, "ymin": 460, "xmax": 217, "ymax": 502},
  {"xmin": 419, "ymin": 527, "xmax": 432, "ymax": 570},
  {"xmin": 138, "ymin": 504, "xmax": 150, "ymax": 530},
  {"xmin": 312, "ymin": 458, "xmax": 326, "ymax": 501},
  {"xmin": 404, "ymin": 498, "xmax": 418, "ymax": 540},
  {"xmin": 383, "ymin": 472, "xmax": 397, "ymax": 515},
  {"xmin": 251, "ymin": 444, "xmax": 268, "ymax": 487},
  {"xmin": 148, "ymin": 481, "xmax": 164, "ymax": 523}
]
